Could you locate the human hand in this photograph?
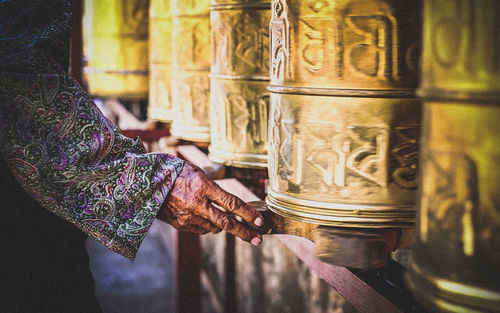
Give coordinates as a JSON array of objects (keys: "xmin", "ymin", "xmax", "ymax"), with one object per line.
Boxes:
[{"xmin": 157, "ymin": 162, "xmax": 264, "ymax": 246}]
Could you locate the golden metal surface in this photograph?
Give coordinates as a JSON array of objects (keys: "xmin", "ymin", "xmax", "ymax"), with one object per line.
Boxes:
[
  {"xmin": 208, "ymin": 1, "xmax": 271, "ymax": 168},
  {"xmin": 83, "ymin": 0, "xmax": 149, "ymax": 99},
  {"xmin": 148, "ymin": 0, "xmax": 174, "ymax": 122},
  {"xmin": 267, "ymin": 0, "xmax": 421, "ymax": 228},
  {"xmin": 250, "ymin": 200, "xmax": 403, "ymax": 269},
  {"xmin": 170, "ymin": 0, "xmax": 211, "ymax": 142},
  {"xmin": 406, "ymin": 2, "xmax": 500, "ymax": 311},
  {"xmin": 269, "ymin": 0, "xmax": 420, "ymax": 92},
  {"xmin": 267, "ymin": 94, "xmax": 420, "ymax": 228}
]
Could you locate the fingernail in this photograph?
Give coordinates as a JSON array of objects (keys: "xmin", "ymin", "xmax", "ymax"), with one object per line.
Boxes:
[
  {"xmin": 254, "ymin": 217, "xmax": 263, "ymax": 227},
  {"xmin": 251, "ymin": 237, "xmax": 262, "ymax": 246}
]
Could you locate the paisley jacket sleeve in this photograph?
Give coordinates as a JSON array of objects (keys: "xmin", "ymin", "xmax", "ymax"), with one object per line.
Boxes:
[{"xmin": 0, "ymin": 0, "xmax": 185, "ymax": 259}]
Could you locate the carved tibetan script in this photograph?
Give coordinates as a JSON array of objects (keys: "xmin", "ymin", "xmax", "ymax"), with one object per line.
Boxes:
[
  {"xmin": 420, "ymin": 152, "xmax": 478, "ymax": 256},
  {"xmin": 277, "ymin": 122, "xmax": 390, "ymax": 188},
  {"xmin": 225, "ymin": 92, "xmax": 268, "ymax": 149},
  {"xmin": 299, "ymin": 13, "xmax": 398, "ymax": 80},
  {"xmin": 213, "ymin": 11, "xmax": 269, "ymax": 75}
]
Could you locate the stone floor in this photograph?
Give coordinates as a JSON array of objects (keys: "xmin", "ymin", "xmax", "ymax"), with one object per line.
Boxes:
[{"xmin": 87, "ymin": 221, "xmax": 176, "ymax": 313}]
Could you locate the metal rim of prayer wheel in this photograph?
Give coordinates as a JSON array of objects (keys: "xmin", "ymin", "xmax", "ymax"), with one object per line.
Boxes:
[
  {"xmin": 148, "ymin": 0, "xmax": 174, "ymax": 122},
  {"xmin": 406, "ymin": 1, "xmax": 500, "ymax": 311},
  {"xmin": 265, "ymin": 0, "xmax": 422, "ymax": 228},
  {"xmin": 83, "ymin": 0, "xmax": 149, "ymax": 99},
  {"xmin": 170, "ymin": 0, "xmax": 211, "ymax": 142},
  {"xmin": 208, "ymin": 0, "xmax": 271, "ymax": 168}
]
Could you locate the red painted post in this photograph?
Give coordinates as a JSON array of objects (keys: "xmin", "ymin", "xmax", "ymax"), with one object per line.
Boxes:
[
  {"xmin": 70, "ymin": 0, "xmax": 83, "ymax": 84},
  {"xmin": 176, "ymin": 231, "xmax": 202, "ymax": 313}
]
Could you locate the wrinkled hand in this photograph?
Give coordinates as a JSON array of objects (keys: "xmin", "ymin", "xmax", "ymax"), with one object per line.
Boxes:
[{"xmin": 157, "ymin": 162, "xmax": 264, "ymax": 246}]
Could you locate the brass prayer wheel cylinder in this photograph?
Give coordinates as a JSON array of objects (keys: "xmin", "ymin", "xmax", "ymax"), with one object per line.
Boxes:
[
  {"xmin": 406, "ymin": 1, "xmax": 500, "ymax": 312},
  {"xmin": 170, "ymin": 0, "xmax": 211, "ymax": 142},
  {"xmin": 208, "ymin": 0, "xmax": 271, "ymax": 168},
  {"xmin": 266, "ymin": 0, "xmax": 421, "ymax": 228},
  {"xmin": 83, "ymin": 0, "xmax": 149, "ymax": 99},
  {"xmin": 148, "ymin": 0, "xmax": 174, "ymax": 122}
]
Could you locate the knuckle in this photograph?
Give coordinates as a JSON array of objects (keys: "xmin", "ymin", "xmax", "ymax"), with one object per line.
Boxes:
[
  {"xmin": 218, "ymin": 215, "xmax": 231, "ymax": 230},
  {"xmin": 177, "ymin": 215, "xmax": 189, "ymax": 227},
  {"xmin": 241, "ymin": 229, "xmax": 254, "ymax": 241},
  {"xmin": 225, "ymin": 194, "xmax": 238, "ymax": 209}
]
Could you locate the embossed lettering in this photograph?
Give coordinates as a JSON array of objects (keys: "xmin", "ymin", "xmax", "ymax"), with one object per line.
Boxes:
[
  {"xmin": 192, "ymin": 23, "xmax": 206, "ymax": 64},
  {"xmin": 303, "ymin": 124, "xmax": 389, "ymax": 188},
  {"xmin": 420, "ymin": 152, "xmax": 478, "ymax": 256},
  {"xmin": 225, "ymin": 92, "xmax": 268, "ymax": 150},
  {"xmin": 270, "ymin": 0, "xmax": 290, "ymax": 81},
  {"xmin": 226, "ymin": 93, "xmax": 248, "ymax": 145},
  {"xmin": 178, "ymin": 76, "xmax": 209, "ymax": 120},
  {"xmin": 300, "ymin": 17, "xmax": 342, "ymax": 75},
  {"xmin": 280, "ymin": 118, "xmax": 301, "ymax": 185},
  {"xmin": 269, "ymin": 106, "xmax": 281, "ymax": 186},
  {"xmin": 122, "ymin": 0, "xmax": 149, "ymax": 36},
  {"xmin": 392, "ymin": 127, "xmax": 419, "ymax": 189},
  {"xmin": 213, "ymin": 18, "xmax": 233, "ymax": 71},
  {"xmin": 296, "ymin": 11, "xmax": 400, "ymax": 80},
  {"xmin": 431, "ymin": 0, "xmax": 470, "ymax": 68},
  {"xmin": 308, "ymin": 0, "xmax": 329, "ymax": 13},
  {"xmin": 346, "ymin": 127, "xmax": 389, "ymax": 187},
  {"xmin": 153, "ymin": 76, "xmax": 172, "ymax": 110},
  {"xmin": 305, "ymin": 124, "xmax": 348, "ymax": 187},
  {"xmin": 235, "ymin": 14, "xmax": 269, "ymax": 72},
  {"xmin": 346, "ymin": 15, "xmax": 398, "ymax": 80}
]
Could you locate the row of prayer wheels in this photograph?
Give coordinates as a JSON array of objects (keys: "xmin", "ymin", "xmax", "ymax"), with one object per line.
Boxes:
[{"xmin": 82, "ymin": 0, "xmax": 499, "ymax": 312}]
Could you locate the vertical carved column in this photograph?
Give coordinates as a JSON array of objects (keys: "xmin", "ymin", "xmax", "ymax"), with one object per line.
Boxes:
[
  {"xmin": 171, "ymin": 0, "xmax": 211, "ymax": 142},
  {"xmin": 267, "ymin": 0, "xmax": 421, "ymax": 227},
  {"xmin": 208, "ymin": 0, "xmax": 271, "ymax": 168},
  {"xmin": 148, "ymin": 0, "xmax": 174, "ymax": 122},
  {"xmin": 83, "ymin": 0, "xmax": 149, "ymax": 99},
  {"xmin": 406, "ymin": 1, "xmax": 500, "ymax": 312}
]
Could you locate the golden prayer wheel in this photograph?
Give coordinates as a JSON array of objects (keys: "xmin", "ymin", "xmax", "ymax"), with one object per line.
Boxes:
[
  {"xmin": 83, "ymin": 0, "xmax": 149, "ymax": 99},
  {"xmin": 170, "ymin": 0, "xmax": 211, "ymax": 142},
  {"xmin": 266, "ymin": 0, "xmax": 421, "ymax": 228},
  {"xmin": 148, "ymin": 0, "xmax": 174, "ymax": 122},
  {"xmin": 208, "ymin": 0, "xmax": 271, "ymax": 168},
  {"xmin": 406, "ymin": 1, "xmax": 500, "ymax": 312}
]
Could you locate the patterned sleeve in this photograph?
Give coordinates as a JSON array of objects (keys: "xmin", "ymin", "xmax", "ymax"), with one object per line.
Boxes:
[
  {"xmin": 0, "ymin": 73, "xmax": 184, "ymax": 259},
  {"xmin": 0, "ymin": 0, "xmax": 185, "ymax": 259}
]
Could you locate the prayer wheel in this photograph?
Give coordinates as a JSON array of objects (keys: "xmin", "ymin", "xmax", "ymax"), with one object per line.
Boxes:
[
  {"xmin": 267, "ymin": 0, "xmax": 421, "ymax": 228},
  {"xmin": 406, "ymin": 1, "xmax": 500, "ymax": 312},
  {"xmin": 170, "ymin": 0, "xmax": 211, "ymax": 142},
  {"xmin": 208, "ymin": 0, "xmax": 271, "ymax": 168},
  {"xmin": 83, "ymin": 0, "xmax": 149, "ymax": 99},
  {"xmin": 148, "ymin": 0, "xmax": 174, "ymax": 122}
]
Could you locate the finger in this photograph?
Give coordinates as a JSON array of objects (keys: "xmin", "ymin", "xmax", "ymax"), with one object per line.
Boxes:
[
  {"xmin": 202, "ymin": 204, "xmax": 262, "ymax": 246},
  {"xmin": 167, "ymin": 213, "xmax": 219, "ymax": 234},
  {"xmin": 190, "ymin": 215, "xmax": 222, "ymax": 233},
  {"xmin": 208, "ymin": 184, "xmax": 264, "ymax": 227}
]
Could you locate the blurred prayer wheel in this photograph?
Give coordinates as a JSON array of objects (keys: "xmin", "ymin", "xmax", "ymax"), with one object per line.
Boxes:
[
  {"xmin": 266, "ymin": 0, "xmax": 421, "ymax": 228},
  {"xmin": 83, "ymin": 0, "xmax": 149, "ymax": 99},
  {"xmin": 406, "ymin": 1, "xmax": 500, "ymax": 312},
  {"xmin": 208, "ymin": 0, "xmax": 271, "ymax": 168},
  {"xmin": 170, "ymin": 0, "xmax": 211, "ymax": 142},
  {"xmin": 148, "ymin": 0, "xmax": 174, "ymax": 122}
]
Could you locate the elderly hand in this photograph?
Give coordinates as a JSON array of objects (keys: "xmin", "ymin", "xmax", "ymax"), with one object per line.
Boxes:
[{"xmin": 157, "ymin": 162, "xmax": 264, "ymax": 246}]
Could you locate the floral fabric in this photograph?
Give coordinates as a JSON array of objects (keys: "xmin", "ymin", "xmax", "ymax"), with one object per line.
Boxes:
[{"xmin": 0, "ymin": 0, "xmax": 184, "ymax": 259}]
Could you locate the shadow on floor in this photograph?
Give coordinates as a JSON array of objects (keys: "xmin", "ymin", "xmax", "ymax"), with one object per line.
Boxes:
[{"xmin": 87, "ymin": 221, "xmax": 176, "ymax": 313}]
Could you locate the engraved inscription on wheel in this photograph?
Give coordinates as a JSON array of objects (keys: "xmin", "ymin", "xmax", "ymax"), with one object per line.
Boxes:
[{"xmin": 266, "ymin": 0, "xmax": 422, "ymax": 228}]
